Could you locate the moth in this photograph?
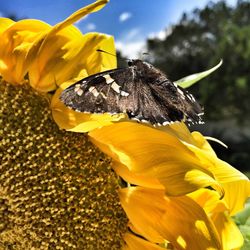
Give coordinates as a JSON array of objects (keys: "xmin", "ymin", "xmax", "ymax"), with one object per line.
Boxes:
[{"xmin": 60, "ymin": 59, "xmax": 203, "ymax": 125}]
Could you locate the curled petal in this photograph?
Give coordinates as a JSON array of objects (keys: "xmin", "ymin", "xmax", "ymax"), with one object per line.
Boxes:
[
  {"xmin": 157, "ymin": 122, "xmax": 197, "ymax": 145},
  {"xmin": 204, "ymin": 157, "xmax": 250, "ymax": 215},
  {"xmin": 191, "ymin": 131, "xmax": 218, "ymax": 157},
  {"xmin": 119, "ymin": 187, "xmax": 221, "ymax": 250},
  {"xmin": 0, "ymin": 19, "xmax": 50, "ymax": 83},
  {"xmin": 112, "ymin": 162, "xmax": 164, "ymax": 189},
  {"xmin": 0, "ymin": 18, "xmax": 15, "ymax": 34},
  {"xmin": 29, "ymin": 31, "xmax": 116, "ymax": 92},
  {"xmin": 181, "ymin": 133, "xmax": 218, "ymax": 166},
  {"xmin": 90, "ymin": 122, "xmax": 224, "ymax": 196},
  {"xmin": 211, "ymin": 212, "xmax": 244, "ymax": 250},
  {"xmin": 188, "ymin": 189, "xmax": 227, "ymax": 215},
  {"xmin": 123, "ymin": 233, "xmax": 166, "ymax": 250},
  {"xmin": 222, "ymin": 180, "xmax": 250, "ymax": 216},
  {"xmin": 180, "ymin": 129, "xmax": 250, "ymax": 214},
  {"xmin": 189, "ymin": 187, "xmax": 245, "ymax": 249},
  {"xmin": 28, "ymin": 0, "xmax": 112, "ymax": 92},
  {"xmin": 51, "ymin": 0, "xmax": 108, "ymax": 34}
]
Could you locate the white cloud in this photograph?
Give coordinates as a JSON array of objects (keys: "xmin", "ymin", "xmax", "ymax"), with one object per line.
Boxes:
[
  {"xmin": 86, "ymin": 23, "xmax": 96, "ymax": 31},
  {"xmin": 119, "ymin": 12, "xmax": 132, "ymax": 22},
  {"xmin": 116, "ymin": 40, "xmax": 146, "ymax": 58},
  {"xmin": 148, "ymin": 27, "xmax": 172, "ymax": 40},
  {"xmin": 116, "ymin": 27, "xmax": 145, "ymax": 58},
  {"xmin": 126, "ymin": 28, "xmax": 141, "ymax": 40}
]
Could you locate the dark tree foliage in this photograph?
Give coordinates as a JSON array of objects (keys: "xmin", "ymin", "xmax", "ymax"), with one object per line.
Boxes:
[{"xmin": 147, "ymin": 0, "xmax": 250, "ymax": 124}]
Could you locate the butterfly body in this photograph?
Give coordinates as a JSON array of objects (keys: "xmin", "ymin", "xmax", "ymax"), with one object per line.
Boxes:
[{"xmin": 60, "ymin": 60, "xmax": 203, "ymax": 125}]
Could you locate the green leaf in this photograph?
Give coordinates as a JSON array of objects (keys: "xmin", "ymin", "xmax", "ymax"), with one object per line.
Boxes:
[
  {"xmin": 174, "ymin": 59, "xmax": 223, "ymax": 88},
  {"xmin": 235, "ymin": 205, "xmax": 250, "ymax": 225},
  {"xmin": 233, "ymin": 199, "xmax": 250, "ymax": 249},
  {"xmin": 238, "ymin": 225, "xmax": 250, "ymax": 250},
  {"xmin": 234, "ymin": 199, "xmax": 250, "ymax": 225}
]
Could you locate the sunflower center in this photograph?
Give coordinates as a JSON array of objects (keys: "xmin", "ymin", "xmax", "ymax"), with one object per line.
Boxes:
[{"xmin": 0, "ymin": 81, "xmax": 128, "ymax": 249}]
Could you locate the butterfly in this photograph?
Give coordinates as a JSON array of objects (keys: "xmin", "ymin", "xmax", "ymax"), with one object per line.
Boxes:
[{"xmin": 60, "ymin": 59, "xmax": 203, "ymax": 126}]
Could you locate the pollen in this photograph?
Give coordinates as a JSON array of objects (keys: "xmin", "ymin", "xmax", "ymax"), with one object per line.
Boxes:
[{"xmin": 0, "ymin": 81, "xmax": 128, "ymax": 249}]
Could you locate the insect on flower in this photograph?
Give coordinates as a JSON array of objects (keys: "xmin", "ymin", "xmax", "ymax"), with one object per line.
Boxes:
[{"xmin": 60, "ymin": 53, "xmax": 203, "ymax": 126}]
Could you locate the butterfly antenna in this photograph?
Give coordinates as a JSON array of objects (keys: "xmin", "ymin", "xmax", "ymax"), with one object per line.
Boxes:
[
  {"xmin": 97, "ymin": 49, "xmax": 116, "ymax": 57},
  {"xmin": 141, "ymin": 51, "xmax": 152, "ymax": 61},
  {"xmin": 97, "ymin": 49, "xmax": 130, "ymax": 61}
]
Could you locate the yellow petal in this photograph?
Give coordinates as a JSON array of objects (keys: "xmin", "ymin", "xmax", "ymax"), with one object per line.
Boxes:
[
  {"xmin": 82, "ymin": 34, "xmax": 117, "ymax": 75},
  {"xmin": 29, "ymin": 30, "xmax": 116, "ymax": 92},
  {"xmin": 0, "ymin": 18, "xmax": 15, "ymax": 34},
  {"xmin": 123, "ymin": 233, "xmax": 166, "ymax": 250},
  {"xmin": 90, "ymin": 122, "xmax": 224, "ymax": 196},
  {"xmin": 182, "ymin": 131, "xmax": 250, "ymax": 212},
  {"xmin": 189, "ymin": 158, "xmax": 250, "ymax": 216},
  {"xmin": 206, "ymin": 158, "xmax": 250, "ymax": 215},
  {"xmin": 189, "ymin": 188, "xmax": 245, "ymax": 249},
  {"xmin": 211, "ymin": 212, "xmax": 244, "ymax": 250},
  {"xmin": 119, "ymin": 187, "xmax": 221, "ymax": 250},
  {"xmin": 188, "ymin": 189, "xmax": 228, "ymax": 215},
  {"xmin": 98, "ymin": 36, "xmax": 117, "ymax": 71},
  {"xmin": 51, "ymin": 0, "xmax": 108, "ymax": 34},
  {"xmin": 0, "ymin": 19, "xmax": 50, "ymax": 83},
  {"xmin": 222, "ymin": 180, "xmax": 250, "ymax": 216},
  {"xmin": 191, "ymin": 131, "xmax": 218, "ymax": 157},
  {"xmin": 211, "ymin": 158, "xmax": 248, "ymax": 184},
  {"xmin": 181, "ymin": 136, "xmax": 217, "ymax": 168},
  {"xmin": 112, "ymin": 162, "xmax": 164, "ymax": 189},
  {"xmin": 51, "ymin": 82, "xmax": 126, "ymax": 132},
  {"xmin": 28, "ymin": 0, "xmax": 112, "ymax": 92},
  {"xmin": 157, "ymin": 122, "xmax": 197, "ymax": 145}
]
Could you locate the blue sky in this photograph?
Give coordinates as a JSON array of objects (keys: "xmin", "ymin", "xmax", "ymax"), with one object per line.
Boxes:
[{"xmin": 0, "ymin": 0, "xmax": 237, "ymax": 57}]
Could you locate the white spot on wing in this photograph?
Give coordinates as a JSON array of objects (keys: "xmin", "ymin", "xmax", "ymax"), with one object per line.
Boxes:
[
  {"xmin": 74, "ymin": 84, "xmax": 81, "ymax": 92},
  {"xmin": 103, "ymin": 74, "xmax": 129, "ymax": 96},
  {"xmin": 111, "ymin": 81, "xmax": 121, "ymax": 94},
  {"xmin": 131, "ymin": 117, "xmax": 140, "ymax": 122},
  {"xmin": 162, "ymin": 121, "xmax": 170, "ymax": 126},
  {"xmin": 74, "ymin": 84, "xmax": 83, "ymax": 96},
  {"xmin": 89, "ymin": 86, "xmax": 99, "ymax": 97},
  {"xmin": 100, "ymin": 92, "xmax": 107, "ymax": 99},
  {"xmin": 187, "ymin": 93, "xmax": 196, "ymax": 102},
  {"xmin": 177, "ymin": 88, "xmax": 185, "ymax": 99},
  {"xmin": 103, "ymin": 74, "xmax": 114, "ymax": 84},
  {"xmin": 120, "ymin": 90, "xmax": 129, "ymax": 96},
  {"xmin": 77, "ymin": 89, "xmax": 83, "ymax": 96},
  {"xmin": 141, "ymin": 119, "xmax": 150, "ymax": 124}
]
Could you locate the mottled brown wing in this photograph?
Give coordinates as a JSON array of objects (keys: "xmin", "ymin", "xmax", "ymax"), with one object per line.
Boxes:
[
  {"xmin": 60, "ymin": 67, "xmax": 141, "ymax": 114},
  {"xmin": 60, "ymin": 67, "xmax": 203, "ymax": 125},
  {"xmin": 148, "ymin": 79, "xmax": 203, "ymax": 124}
]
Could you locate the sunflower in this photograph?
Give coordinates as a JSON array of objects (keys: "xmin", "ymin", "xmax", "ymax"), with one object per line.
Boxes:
[
  {"xmin": 89, "ymin": 122, "xmax": 250, "ymax": 249},
  {"xmin": 0, "ymin": 0, "xmax": 249, "ymax": 249}
]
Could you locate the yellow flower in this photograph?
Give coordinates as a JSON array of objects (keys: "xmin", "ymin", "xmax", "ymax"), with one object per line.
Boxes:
[
  {"xmin": 0, "ymin": 1, "xmax": 128, "ymax": 249},
  {"xmin": 0, "ymin": 82, "xmax": 128, "ymax": 249},
  {"xmin": 90, "ymin": 122, "xmax": 224, "ymax": 197},
  {"xmin": 89, "ymin": 122, "xmax": 250, "ymax": 249},
  {"xmin": 1, "ymin": 0, "xmax": 249, "ymax": 249},
  {"xmin": 189, "ymin": 189, "xmax": 244, "ymax": 250},
  {"xmin": 119, "ymin": 187, "xmax": 222, "ymax": 249},
  {"xmin": 0, "ymin": 0, "xmax": 114, "ymax": 91}
]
